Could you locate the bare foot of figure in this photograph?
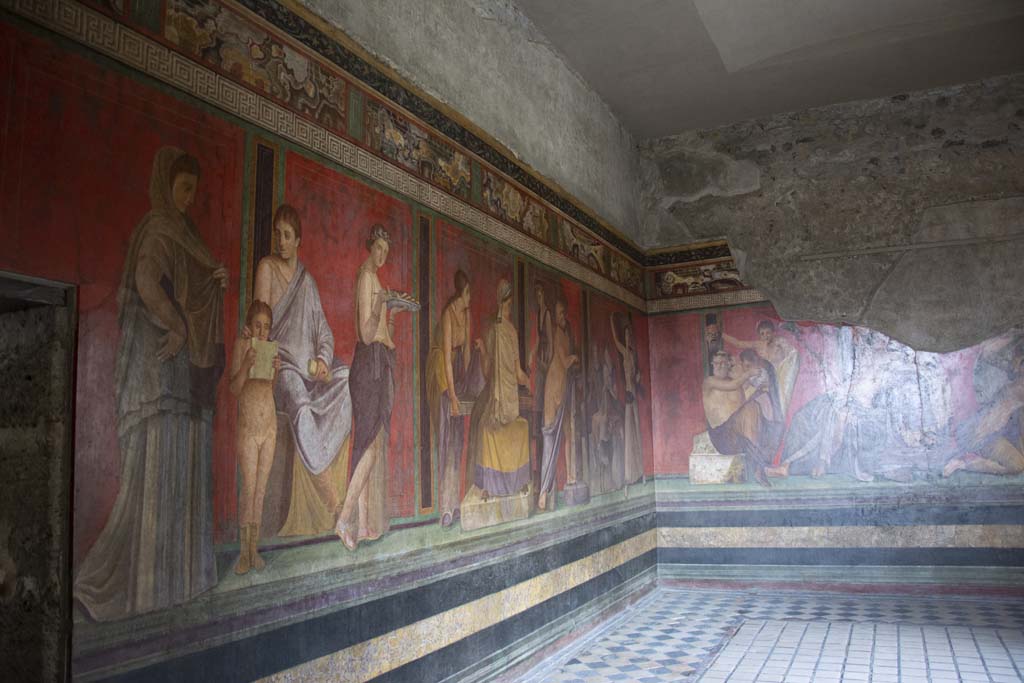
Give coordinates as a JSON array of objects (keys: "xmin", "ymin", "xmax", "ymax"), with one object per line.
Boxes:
[
  {"xmin": 943, "ymin": 456, "xmax": 968, "ymax": 478},
  {"xmin": 765, "ymin": 463, "xmax": 790, "ymax": 478},
  {"xmin": 811, "ymin": 460, "xmax": 827, "ymax": 478},
  {"xmin": 335, "ymin": 518, "xmax": 357, "ymax": 551},
  {"xmin": 538, "ymin": 491, "xmax": 547, "ymax": 510}
]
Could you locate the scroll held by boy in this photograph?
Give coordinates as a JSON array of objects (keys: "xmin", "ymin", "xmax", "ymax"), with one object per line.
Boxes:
[{"xmin": 249, "ymin": 338, "xmax": 278, "ymax": 380}]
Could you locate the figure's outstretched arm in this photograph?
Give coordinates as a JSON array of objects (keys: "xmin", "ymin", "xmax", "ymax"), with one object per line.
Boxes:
[
  {"xmin": 610, "ymin": 318, "xmax": 626, "ymax": 356},
  {"xmin": 722, "ymin": 332, "xmax": 756, "ymax": 350}
]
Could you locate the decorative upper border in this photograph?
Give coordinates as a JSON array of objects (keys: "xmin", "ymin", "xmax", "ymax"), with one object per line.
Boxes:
[
  {"xmin": 647, "ymin": 254, "xmax": 746, "ymax": 299},
  {"xmin": 2, "ymin": 0, "xmax": 760, "ymax": 313}
]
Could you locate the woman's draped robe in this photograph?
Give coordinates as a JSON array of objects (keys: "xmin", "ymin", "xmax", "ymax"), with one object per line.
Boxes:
[
  {"xmin": 539, "ymin": 323, "xmax": 577, "ymax": 502},
  {"xmin": 427, "ymin": 316, "xmax": 484, "ymax": 523},
  {"xmin": 74, "ymin": 147, "xmax": 224, "ymax": 621},
  {"xmin": 466, "ymin": 317, "xmax": 530, "ymax": 496},
  {"xmin": 270, "ymin": 263, "xmax": 354, "ymax": 536}
]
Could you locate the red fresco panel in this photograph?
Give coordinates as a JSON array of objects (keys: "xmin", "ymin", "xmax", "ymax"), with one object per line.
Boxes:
[
  {"xmin": 284, "ymin": 150, "xmax": 415, "ymax": 518},
  {"xmin": 0, "ymin": 26, "xmax": 245, "ymax": 560},
  {"xmin": 649, "ymin": 312, "xmax": 705, "ymax": 475}
]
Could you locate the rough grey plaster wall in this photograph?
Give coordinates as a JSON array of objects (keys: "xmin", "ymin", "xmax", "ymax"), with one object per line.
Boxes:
[
  {"xmin": 0, "ymin": 305, "xmax": 72, "ymax": 681},
  {"xmin": 296, "ymin": 0, "xmax": 645, "ymax": 243},
  {"xmin": 641, "ymin": 73, "xmax": 1024, "ymax": 352}
]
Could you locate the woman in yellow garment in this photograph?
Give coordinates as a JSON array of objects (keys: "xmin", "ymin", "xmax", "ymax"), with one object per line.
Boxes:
[
  {"xmin": 466, "ymin": 279, "xmax": 531, "ymax": 499},
  {"xmin": 426, "ymin": 269, "xmax": 482, "ymax": 526}
]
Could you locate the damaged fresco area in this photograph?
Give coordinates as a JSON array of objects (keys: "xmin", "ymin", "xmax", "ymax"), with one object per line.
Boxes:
[{"xmin": 651, "ymin": 303, "xmax": 1024, "ymax": 488}]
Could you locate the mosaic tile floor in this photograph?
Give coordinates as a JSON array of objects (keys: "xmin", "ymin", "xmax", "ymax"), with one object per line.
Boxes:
[{"xmin": 514, "ymin": 588, "xmax": 1024, "ymax": 683}]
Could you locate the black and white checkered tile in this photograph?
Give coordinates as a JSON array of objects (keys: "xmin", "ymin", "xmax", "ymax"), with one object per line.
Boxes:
[{"xmin": 514, "ymin": 589, "xmax": 1024, "ymax": 683}]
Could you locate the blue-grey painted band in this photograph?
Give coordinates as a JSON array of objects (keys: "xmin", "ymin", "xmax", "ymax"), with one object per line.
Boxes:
[{"xmin": 656, "ymin": 505, "xmax": 1024, "ymax": 528}]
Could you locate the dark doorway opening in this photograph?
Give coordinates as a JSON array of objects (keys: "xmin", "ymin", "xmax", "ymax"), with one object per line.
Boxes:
[{"xmin": 0, "ymin": 272, "xmax": 76, "ymax": 682}]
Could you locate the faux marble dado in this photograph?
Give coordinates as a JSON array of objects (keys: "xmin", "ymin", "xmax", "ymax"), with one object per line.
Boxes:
[
  {"xmin": 73, "ymin": 490, "xmax": 656, "ymax": 680},
  {"xmin": 262, "ymin": 532, "xmax": 657, "ymax": 682}
]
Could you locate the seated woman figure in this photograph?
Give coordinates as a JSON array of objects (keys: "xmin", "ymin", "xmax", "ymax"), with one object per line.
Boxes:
[{"xmin": 466, "ymin": 279, "xmax": 531, "ymax": 500}]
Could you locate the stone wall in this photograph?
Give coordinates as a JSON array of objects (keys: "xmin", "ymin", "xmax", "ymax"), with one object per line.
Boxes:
[
  {"xmin": 641, "ymin": 73, "xmax": 1024, "ymax": 351},
  {"xmin": 0, "ymin": 304, "xmax": 73, "ymax": 682}
]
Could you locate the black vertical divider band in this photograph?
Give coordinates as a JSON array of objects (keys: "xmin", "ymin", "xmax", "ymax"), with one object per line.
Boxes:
[
  {"xmin": 419, "ymin": 214, "xmax": 433, "ymax": 510},
  {"xmin": 252, "ymin": 144, "xmax": 277, "ymax": 271}
]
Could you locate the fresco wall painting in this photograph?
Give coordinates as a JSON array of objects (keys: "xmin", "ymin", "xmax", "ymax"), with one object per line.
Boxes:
[
  {"xmin": 0, "ymin": 2, "xmax": 664, "ymax": 678},
  {"xmin": 651, "ymin": 303, "xmax": 1024, "ymax": 489},
  {"xmin": 2, "ymin": 0, "xmax": 1021, "ymax": 679}
]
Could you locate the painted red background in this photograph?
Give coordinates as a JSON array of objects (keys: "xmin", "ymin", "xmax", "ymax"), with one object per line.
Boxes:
[
  {"xmin": 0, "ymin": 24, "xmax": 245, "ymax": 560},
  {"xmin": 284, "ymin": 151, "xmax": 416, "ymax": 518},
  {"xmin": 433, "ymin": 221, "xmax": 515, "ymax": 501}
]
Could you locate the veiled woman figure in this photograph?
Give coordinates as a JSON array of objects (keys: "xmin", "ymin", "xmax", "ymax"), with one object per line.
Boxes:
[
  {"xmin": 611, "ymin": 315, "xmax": 644, "ymax": 487},
  {"xmin": 75, "ymin": 147, "xmax": 228, "ymax": 621},
  {"xmin": 426, "ymin": 270, "xmax": 483, "ymax": 526},
  {"xmin": 465, "ymin": 279, "xmax": 531, "ymax": 499}
]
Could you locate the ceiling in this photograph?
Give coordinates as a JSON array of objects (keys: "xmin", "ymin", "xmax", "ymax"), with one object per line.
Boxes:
[{"xmin": 515, "ymin": 0, "xmax": 1024, "ymax": 140}]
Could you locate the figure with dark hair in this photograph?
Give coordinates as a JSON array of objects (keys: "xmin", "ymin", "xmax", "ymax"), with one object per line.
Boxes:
[
  {"xmin": 426, "ymin": 269, "xmax": 483, "ymax": 526},
  {"xmin": 538, "ymin": 299, "xmax": 579, "ymax": 510},
  {"xmin": 74, "ymin": 147, "xmax": 228, "ymax": 620},
  {"xmin": 588, "ymin": 346, "xmax": 625, "ymax": 495},
  {"xmin": 701, "ymin": 351, "xmax": 774, "ymax": 486},
  {"xmin": 466, "ymin": 279, "xmax": 532, "ymax": 500},
  {"xmin": 228, "ymin": 300, "xmax": 281, "ymax": 574},
  {"xmin": 611, "ymin": 314, "xmax": 644, "ymax": 486},
  {"xmin": 724, "ymin": 319, "xmax": 800, "ymax": 416},
  {"xmin": 336, "ymin": 225, "xmax": 412, "ymax": 549},
  {"xmin": 252, "ymin": 204, "xmax": 353, "ymax": 537}
]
